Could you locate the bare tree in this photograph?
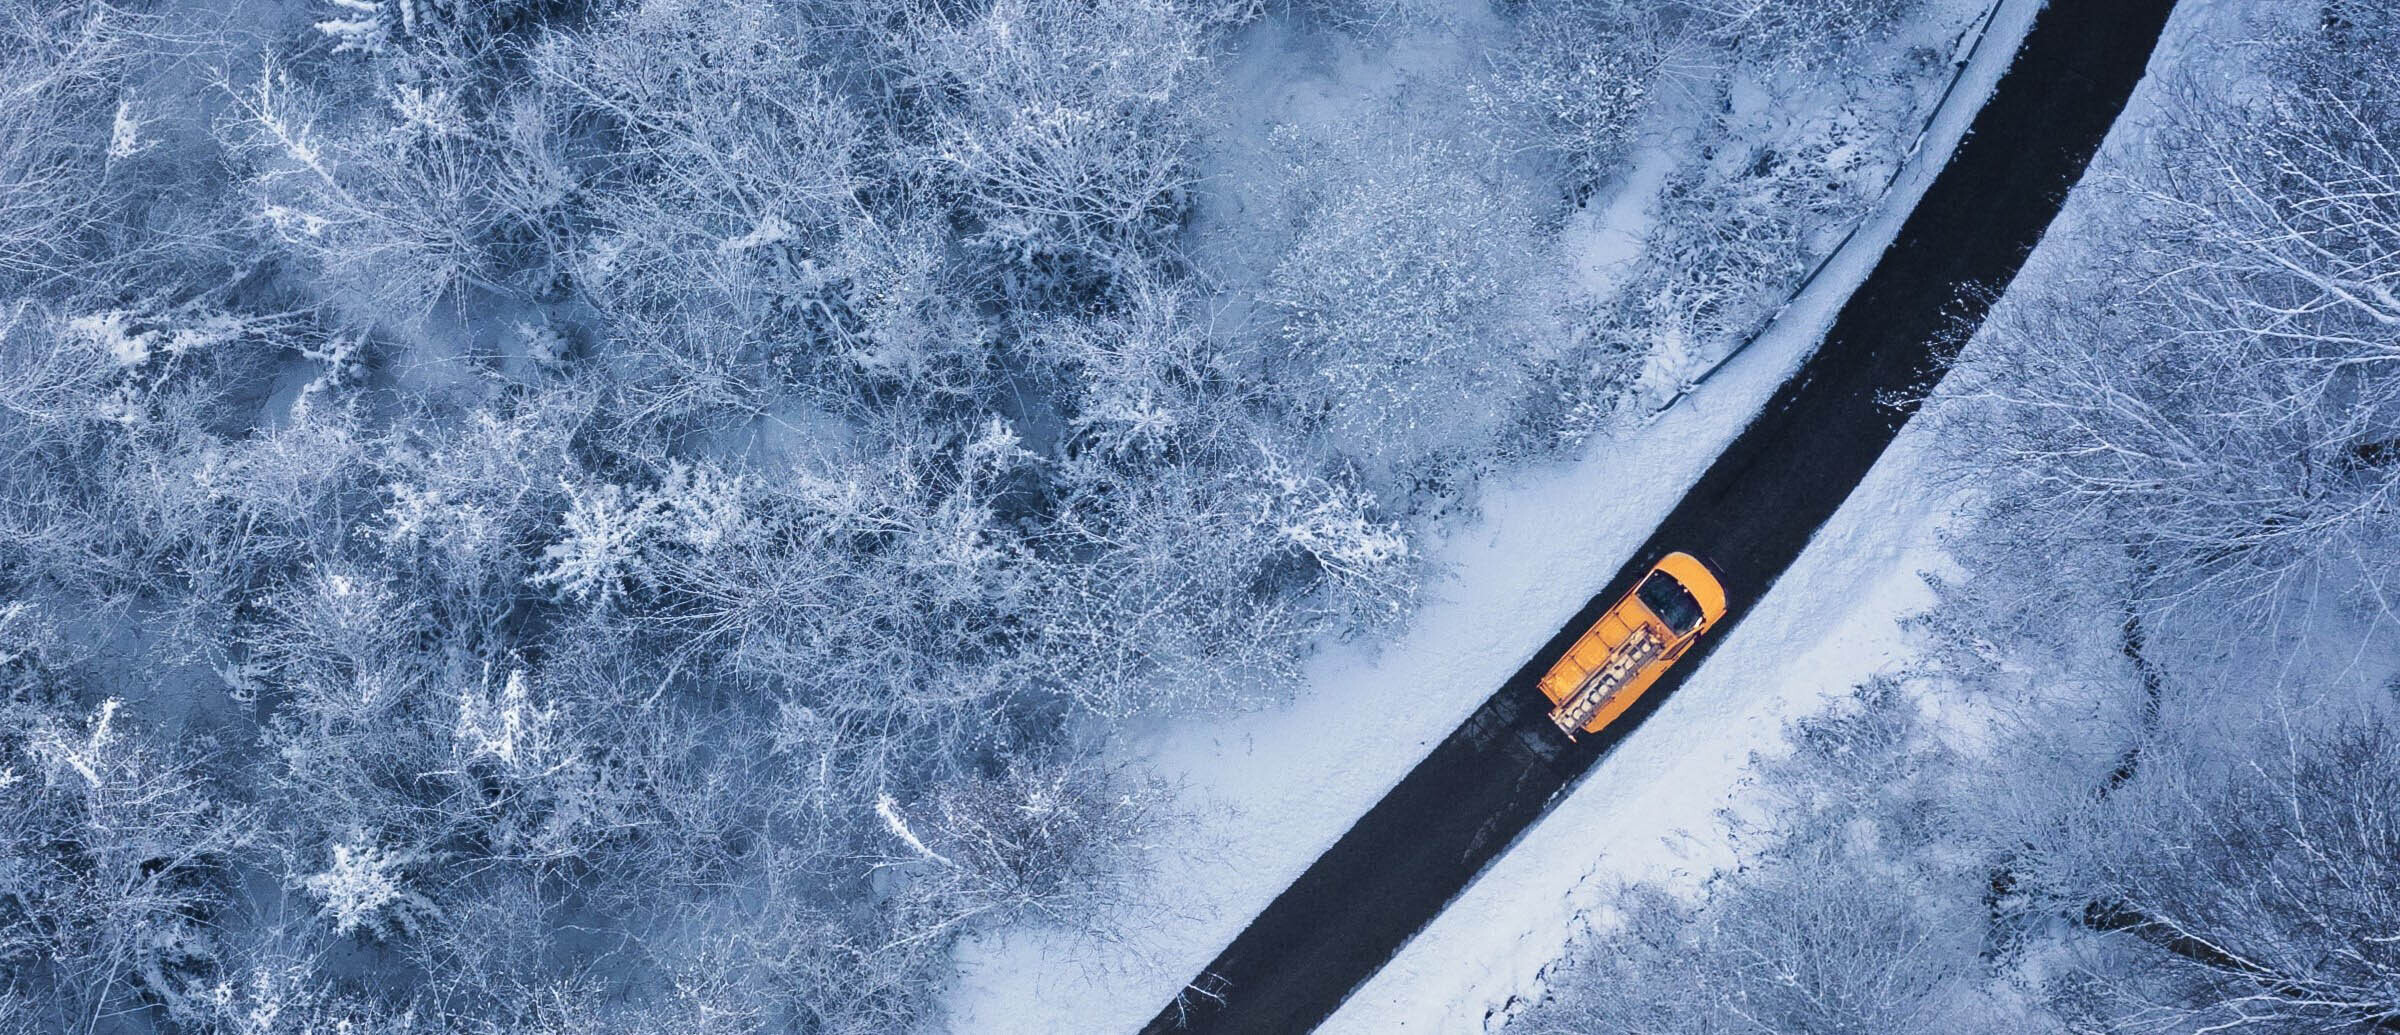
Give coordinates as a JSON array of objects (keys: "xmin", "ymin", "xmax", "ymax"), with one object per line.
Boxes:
[
  {"xmin": 1479, "ymin": 0, "xmax": 1710, "ymax": 194},
  {"xmin": 1264, "ymin": 135, "xmax": 1552, "ymax": 493},
  {"xmin": 1687, "ymin": 0, "xmax": 1923, "ymax": 68},
  {"xmin": 0, "ymin": 693, "xmax": 256, "ymax": 1029},
  {"xmin": 1519, "ymin": 852, "xmax": 2008, "ymax": 1035},
  {"xmin": 531, "ymin": 0, "xmax": 884, "ymax": 409},
  {"xmin": 904, "ymin": 0, "xmax": 1211, "ymax": 308},
  {"xmin": 873, "ymin": 749, "xmax": 1173, "ymax": 940},
  {"xmin": 0, "ymin": 1, "xmax": 143, "ymax": 294},
  {"xmin": 2025, "ymin": 717, "xmax": 2400, "ymax": 1035},
  {"xmin": 1937, "ymin": 36, "xmax": 2400, "ymax": 618}
]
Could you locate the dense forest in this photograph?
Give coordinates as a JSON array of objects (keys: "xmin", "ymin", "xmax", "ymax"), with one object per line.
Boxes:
[
  {"xmin": 30, "ymin": 1, "xmax": 2381, "ymax": 1033},
  {"xmin": 0, "ymin": 0, "xmax": 1940, "ymax": 1032}
]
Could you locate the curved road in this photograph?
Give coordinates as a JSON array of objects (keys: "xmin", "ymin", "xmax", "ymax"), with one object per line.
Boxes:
[{"xmin": 1142, "ymin": 1, "xmax": 2181, "ymax": 1031}]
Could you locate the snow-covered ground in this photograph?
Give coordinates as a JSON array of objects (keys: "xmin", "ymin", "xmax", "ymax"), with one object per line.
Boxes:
[{"xmin": 940, "ymin": 2, "xmax": 2041, "ymax": 1030}]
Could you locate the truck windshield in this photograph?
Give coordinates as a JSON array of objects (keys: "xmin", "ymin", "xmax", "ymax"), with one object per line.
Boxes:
[{"xmin": 1636, "ymin": 572, "xmax": 1705, "ymax": 635}]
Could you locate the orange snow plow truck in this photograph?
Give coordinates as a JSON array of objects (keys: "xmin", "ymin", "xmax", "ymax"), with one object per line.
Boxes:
[{"xmin": 1539, "ymin": 552, "xmax": 1729, "ymax": 739}]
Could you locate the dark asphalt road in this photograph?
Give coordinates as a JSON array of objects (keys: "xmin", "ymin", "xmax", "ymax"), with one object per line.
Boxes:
[{"xmin": 1140, "ymin": 1, "xmax": 2182, "ymax": 1032}]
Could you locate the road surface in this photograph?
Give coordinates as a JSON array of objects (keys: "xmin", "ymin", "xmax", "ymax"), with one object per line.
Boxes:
[{"xmin": 1142, "ymin": 0, "xmax": 2181, "ymax": 1031}]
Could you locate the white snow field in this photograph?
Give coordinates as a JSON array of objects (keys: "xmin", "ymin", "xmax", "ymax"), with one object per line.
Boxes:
[{"xmin": 941, "ymin": 0, "xmax": 2042, "ymax": 1029}]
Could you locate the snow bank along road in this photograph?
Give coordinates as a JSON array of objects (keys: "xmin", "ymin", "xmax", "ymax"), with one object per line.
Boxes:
[{"xmin": 1140, "ymin": 1, "xmax": 2182, "ymax": 1032}]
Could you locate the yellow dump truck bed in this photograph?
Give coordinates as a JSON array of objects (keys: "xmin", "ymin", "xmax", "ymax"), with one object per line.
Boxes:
[{"xmin": 1539, "ymin": 553, "xmax": 1729, "ymax": 738}]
